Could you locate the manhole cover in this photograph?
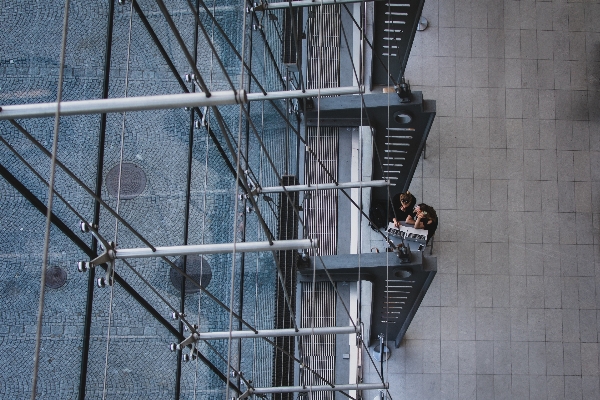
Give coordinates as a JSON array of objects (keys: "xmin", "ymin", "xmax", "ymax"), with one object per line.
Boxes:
[
  {"xmin": 169, "ymin": 255, "xmax": 212, "ymax": 293},
  {"xmin": 45, "ymin": 266, "xmax": 67, "ymax": 289},
  {"xmin": 106, "ymin": 163, "xmax": 146, "ymax": 199}
]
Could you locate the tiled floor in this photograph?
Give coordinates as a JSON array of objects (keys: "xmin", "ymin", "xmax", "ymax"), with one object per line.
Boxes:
[{"xmin": 365, "ymin": 0, "xmax": 600, "ymax": 399}]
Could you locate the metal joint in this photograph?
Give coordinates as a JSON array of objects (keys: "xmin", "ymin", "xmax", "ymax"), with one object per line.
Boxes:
[{"xmin": 77, "ymin": 221, "xmax": 116, "ymax": 287}]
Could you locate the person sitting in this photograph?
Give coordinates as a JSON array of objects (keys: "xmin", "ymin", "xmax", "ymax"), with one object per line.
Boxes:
[
  {"xmin": 406, "ymin": 203, "xmax": 438, "ymax": 243},
  {"xmin": 390, "ymin": 191, "xmax": 416, "ymax": 227}
]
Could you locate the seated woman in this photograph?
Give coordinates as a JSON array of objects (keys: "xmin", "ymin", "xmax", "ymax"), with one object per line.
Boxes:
[
  {"xmin": 406, "ymin": 203, "xmax": 438, "ymax": 242},
  {"xmin": 390, "ymin": 191, "xmax": 416, "ymax": 227}
]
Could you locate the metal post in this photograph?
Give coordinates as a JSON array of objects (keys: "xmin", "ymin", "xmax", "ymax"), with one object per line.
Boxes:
[
  {"xmin": 259, "ymin": 180, "xmax": 388, "ymax": 193},
  {"xmin": 113, "ymin": 239, "xmax": 317, "ymax": 259},
  {"xmin": 195, "ymin": 326, "xmax": 358, "ymax": 340}
]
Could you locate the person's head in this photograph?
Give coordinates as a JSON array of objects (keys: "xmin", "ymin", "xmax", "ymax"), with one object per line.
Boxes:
[
  {"xmin": 414, "ymin": 203, "xmax": 437, "ymax": 222},
  {"xmin": 399, "ymin": 191, "xmax": 414, "ymax": 207}
]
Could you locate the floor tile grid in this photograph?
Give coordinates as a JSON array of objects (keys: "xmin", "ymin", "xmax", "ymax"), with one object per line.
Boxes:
[{"xmin": 364, "ymin": 1, "xmax": 600, "ymax": 399}]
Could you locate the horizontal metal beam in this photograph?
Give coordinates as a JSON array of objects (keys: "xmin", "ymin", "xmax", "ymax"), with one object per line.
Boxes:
[
  {"xmin": 115, "ymin": 239, "xmax": 317, "ymax": 259},
  {"xmin": 197, "ymin": 326, "xmax": 358, "ymax": 340},
  {"xmin": 0, "ymin": 87, "xmax": 362, "ymax": 120},
  {"xmin": 0, "ymin": 90, "xmax": 247, "ymax": 120},
  {"xmin": 259, "ymin": 180, "xmax": 388, "ymax": 194},
  {"xmin": 251, "ymin": 382, "xmax": 388, "ymax": 394},
  {"xmin": 246, "ymin": 86, "xmax": 362, "ymax": 101},
  {"xmin": 253, "ymin": 0, "xmax": 381, "ymax": 10}
]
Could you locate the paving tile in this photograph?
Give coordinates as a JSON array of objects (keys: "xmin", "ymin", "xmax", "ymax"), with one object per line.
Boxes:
[
  {"xmin": 492, "ymin": 274, "xmax": 510, "ymax": 307},
  {"xmin": 476, "ymin": 374, "xmax": 494, "ymax": 400},
  {"xmin": 512, "ymin": 375, "xmax": 530, "ymax": 400},
  {"xmin": 440, "ymin": 374, "xmax": 459, "ymax": 400},
  {"xmin": 547, "ymin": 376, "xmax": 565, "ymax": 400},
  {"xmin": 511, "ymin": 307, "xmax": 529, "ymax": 342},
  {"xmin": 530, "ymin": 375, "xmax": 548, "ymax": 400},
  {"xmin": 505, "ymin": 29, "xmax": 521, "ymax": 59},
  {"xmin": 459, "ymin": 374, "xmax": 476, "ymax": 400},
  {"xmin": 528, "ymin": 307, "xmax": 547, "ymax": 343},
  {"xmin": 546, "ymin": 308, "xmax": 564, "ymax": 341},
  {"xmin": 475, "ymin": 307, "xmax": 494, "ymax": 340},
  {"xmin": 442, "ymin": 307, "xmax": 458, "ymax": 340},
  {"xmin": 505, "ymin": 59, "xmax": 522, "ymax": 89},
  {"xmin": 457, "ymin": 307, "xmax": 476, "ymax": 340},
  {"xmin": 494, "ymin": 374, "xmax": 513, "ymax": 400},
  {"xmin": 563, "ymin": 343, "xmax": 581, "ymax": 376},
  {"xmin": 476, "ymin": 340, "xmax": 494, "ymax": 374},
  {"xmin": 537, "ymin": 30, "xmax": 555, "ymax": 61},
  {"xmin": 529, "ymin": 341, "xmax": 547, "ymax": 376},
  {"xmin": 546, "ymin": 342, "xmax": 565, "ymax": 376},
  {"xmin": 564, "ymin": 376, "xmax": 583, "ymax": 400},
  {"xmin": 493, "ymin": 307, "xmax": 511, "ymax": 341},
  {"xmin": 438, "ymin": 56, "xmax": 457, "ymax": 87},
  {"xmin": 423, "ymin": 339, "xmax": 442, "ymax": 373},
  {"xmin": 493, "ymin": 341, "xmax": 511, "ymax": 375},
  {"xmin": 521, "ymin": 29, "xmax": 538, "ymax": 60},
  {"xmin": 582, "ymin": 376, "xmax": 600, "ymax": 400},
  {"xmin": 458, "ymin": 340, "xmax": 476, "ymax": 374},
  {"xmin": 441, "ymin": 340, "xmax": 459, "ymax": 374},
  {"xmin": 581, "ymin": 342, "xmax": 599, "ymax": 377}
]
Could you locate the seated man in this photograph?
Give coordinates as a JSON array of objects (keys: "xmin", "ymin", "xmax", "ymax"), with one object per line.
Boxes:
[
  {"xmin": 390, "ymin": 191, "xmax": 416, "ymax": 227},
  {"xmin": 406, "ymin": 203, "xmax": 438, "ymax": 243}
]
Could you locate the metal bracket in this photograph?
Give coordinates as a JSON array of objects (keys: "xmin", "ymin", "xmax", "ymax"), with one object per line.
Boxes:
[
  {"xmin": 169, "ymin": 331, "xmax": 200, "ymax": 361},
  {"xmin": 238, "ymin": 388, "xmax": 254, "ymax": 400},
  {"xmin": 77, "ymin": 221, "xmax": 116, "ymax": 287},
  {"xmin": 249, "ymin": 1, "xmax": 267, "ymax": 12}
]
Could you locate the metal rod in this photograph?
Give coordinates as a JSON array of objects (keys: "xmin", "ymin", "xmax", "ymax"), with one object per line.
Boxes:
[
  {"xmin": 246, "ymin": 86, "xmax": 362, "ymax": 101},
  {"xmin": 260, "ymin": 180, "xmax": 388, "ymax": 194},
  {"xmin": 176, "ymin": 0, "xmax": 201, "ymax": 397},
  {"xmin": 255, "ymin": 0, "xmax": 376, "ymax": 10},
  {"xmin": 252, "ymin": 382, "xmax": 388, "ymax": 394},
  {"xmin": 154, "ymin": 0, "xmax": 212, "ymax": 95},
  {"xmin": 78, "ymin": 1, "xmax": 116, "ymax": 398},
  {"xmin": 0, "ymin": 90, "xmax": 247, "ymax": 119},
  {"xmin": 115, "ymin": 239, "xmax": 317, "ymax": 259},
  {"xmin": 130, "ymin": 0, "xmax": 238, "ymax": 180},
  {"xmin": 197, "ymin": 326, "xmax": 357, "ymax": 340}
]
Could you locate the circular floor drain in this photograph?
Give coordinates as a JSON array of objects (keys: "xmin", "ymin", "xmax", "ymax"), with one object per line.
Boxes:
[
  {"xmin": 169, "ymin": 255, "xmax": 212, "ymax": 293},
  {"xmin": 106, "ymin": 163, "xmax": 146, "ymax": 199},
  {"xmin": 45, "ymin": 266, "xmax": 67, "ymax": 289}
]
